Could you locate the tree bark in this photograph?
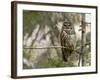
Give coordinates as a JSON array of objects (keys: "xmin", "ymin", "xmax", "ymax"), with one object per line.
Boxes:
[{"xmin": 81, "ymin": 14, "xmax": 86, "ymax": 66}]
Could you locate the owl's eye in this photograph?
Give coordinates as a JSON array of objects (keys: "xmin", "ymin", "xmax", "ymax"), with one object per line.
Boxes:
[
  {"xmin": 68, "ymin": 23, "xmax": 71, "ymax": 26},
  {"xmin": 64, "ymin": 24, "xmax": 67, "ymax": 26}
]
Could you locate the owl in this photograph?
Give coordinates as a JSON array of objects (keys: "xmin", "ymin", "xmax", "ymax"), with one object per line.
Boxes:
[{"xmin": 60, "ymin": 21, "xmax": 76, "ymax": 61}]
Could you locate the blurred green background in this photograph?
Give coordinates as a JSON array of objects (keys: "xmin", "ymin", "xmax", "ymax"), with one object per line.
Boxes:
[{"xmin": 23, "ymin": 11, "xmax": 91, "ymax": 69}]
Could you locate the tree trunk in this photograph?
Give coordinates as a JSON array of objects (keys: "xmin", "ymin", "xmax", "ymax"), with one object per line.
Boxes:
[{"xmin": 81, "ymin": 14, "xmax": 86, "ymax": 66}]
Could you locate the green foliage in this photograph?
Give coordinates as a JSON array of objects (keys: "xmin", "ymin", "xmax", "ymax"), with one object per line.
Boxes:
[
  {"xmin": 23, "ymin": 49, "xmax": 30, "ymax": 60},
  {"xmin": 38, "ymin": 57, "xmax": 75, "ymax": 68},
  {"xmin": 86, "ymin": 32, "xmax": 91, "ymax": 66}
]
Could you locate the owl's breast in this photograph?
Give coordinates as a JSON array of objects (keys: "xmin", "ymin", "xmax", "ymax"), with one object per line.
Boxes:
[{"xmin": 65, "ymin": 34, "xmax": 76, "ymax": 49}]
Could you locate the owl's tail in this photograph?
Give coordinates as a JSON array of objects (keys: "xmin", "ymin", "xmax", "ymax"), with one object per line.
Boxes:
[{"xmin": 62, "ymin": 48, "xmax": 73, "ymax": 62}]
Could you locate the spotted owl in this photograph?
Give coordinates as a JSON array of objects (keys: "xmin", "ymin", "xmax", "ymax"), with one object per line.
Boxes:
[{"xmin": 60, "ymin": 21, "xmax": 76, "ymax": 61}]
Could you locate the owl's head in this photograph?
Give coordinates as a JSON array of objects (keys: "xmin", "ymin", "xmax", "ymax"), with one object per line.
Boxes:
[
  {"xmin": 62, "ymin": 21, "xmax": 75, "ymax": 34},
  {"xmin": 63, "ymin": 21, "xmax": 72, "ymax": 29}
]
